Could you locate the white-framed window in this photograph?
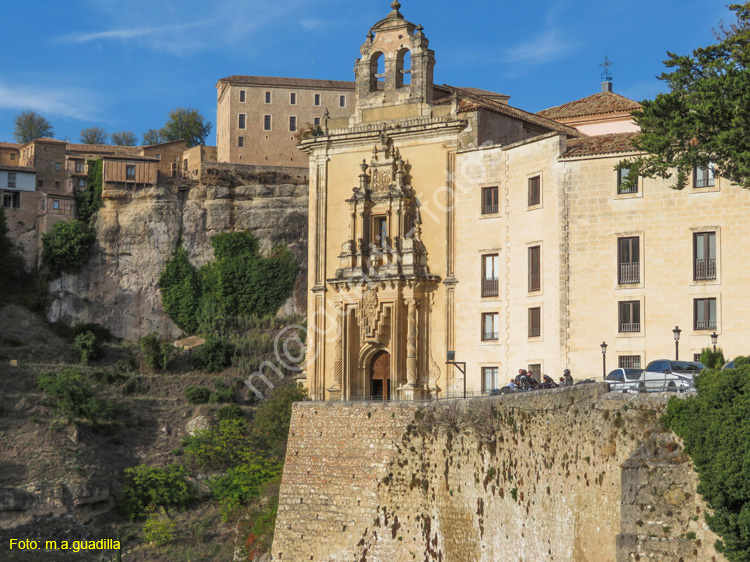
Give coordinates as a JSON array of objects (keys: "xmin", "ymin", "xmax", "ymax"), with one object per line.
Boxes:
[
  {"xmin": 238, "ymin": 114, "xmax": 246, "ymax": 129},
  {"xmin": 263, "ymin": 115, "xmax": 272, "ymax": 131},
  {"xmin": 238, "ymin": 136, "xmax": 244, "ymax": 148},
  {"xmin": 289, "ymin": 116, "xmax": 297, "ymax": 132},
  {"xmin": 482, "ymin": 367, "xmax": 499, "ymax": 393},
  {"xmin": 481, "ymin": 313, "xmax": 499, "ymax": 341},
  {"xmin": 239, "ymin": 90, "xmax": 246, "ymax": 103},
  {"xmin": 264, "ymin": 91, "xmax": 272, "ymax": 104},
  {"xmin": 314, "ymin": 117, "xmax": 321, "ymax": 126},
  {"xmin": 54, "ymin": 162, "xmax": 61, "ymax": 172},
  {"xmin": 74, "ymin": 160, "xmax": 84, "ymax": 173},
  {"xmin": 290, "ymin": 92, "xmax": 297, "ymax": 105},
  {"xmin": 314, "ymin": 93, "xmax": 321, "ymax": 106},
  {"xmin": 7, "ymin": 172, "xmax": 16, "ymax": 188},
  {"xmin": 339, "ymin": 95, "xmax": 346, "ymax": 108},
  {"xmin": 126, "ymin": 164, "xmax": 136, "ymax": 181},
  {"xmin": 481, "ymin": 254, "xmax": 499, "ymax": 297}
]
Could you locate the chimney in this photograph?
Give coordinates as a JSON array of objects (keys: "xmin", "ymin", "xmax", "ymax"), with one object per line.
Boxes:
[{"xmin": 602, "ymin": 81, "xmax": 613, "ymax": 93}]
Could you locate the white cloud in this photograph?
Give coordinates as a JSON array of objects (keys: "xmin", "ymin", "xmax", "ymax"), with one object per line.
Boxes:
[
  {"xmin": 57, "ymin": 22, "xmax": 204, "ymax": 45},
  {"xmin": 502, "ymin": 30, "xmax": 578, "ymax": 66},
  {"xmin": 0, "ymin": 81, "xmax": 102, "ymax": 121},
  {"xmin": 300, "ymin": 18, "xmax": 327, "ymax": 30}
]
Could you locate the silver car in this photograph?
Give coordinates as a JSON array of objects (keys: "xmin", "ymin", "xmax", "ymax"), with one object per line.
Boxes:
[
  {"xmin": 637, "ymin": 360, "xmax": 705, "ymax": 392},
  {"xmin": 605, "ymin": 368, "xmax": 642, "ymax": 392}
]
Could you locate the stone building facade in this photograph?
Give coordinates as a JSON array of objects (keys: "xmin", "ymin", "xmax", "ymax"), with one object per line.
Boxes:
[{"xmin": 215, "ymin": 75, "xmax": 356, "ymax": 167}]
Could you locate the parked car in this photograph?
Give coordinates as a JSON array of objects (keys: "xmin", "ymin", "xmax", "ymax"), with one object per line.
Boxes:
[
  {"xmin": 722, "ymin": 360, "xmax": 735, "ymax": 370},
  {"xmin": 637, "ymin": 360, "xmax": 705, "ymax": 392},
  {"xmin": 605, "ymin": 368, "xmax": 642, "ymax": 392}
]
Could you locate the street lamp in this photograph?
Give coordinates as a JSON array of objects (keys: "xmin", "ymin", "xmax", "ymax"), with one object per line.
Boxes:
[
  {"xmin": 673, "ymin": 326, "xmax": 681, "ymax": 361},
  {"xmin": 711, "ymin": 331, "xmax": 719, "ymax": 353},
  {"xmin": 446, "ymin": 351, "xmax": 467, "ymax": 399},
  {"xmin": 600, "ymin": 341, "xmax": 608, "ymax": 380}
]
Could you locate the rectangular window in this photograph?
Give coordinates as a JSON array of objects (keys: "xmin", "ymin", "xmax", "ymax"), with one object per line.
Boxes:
[
  {"xmin": 37, "ymin": 180, "xmax": 43, "ymax": 188},
  {"xmin": 693, "ymin": 353, "xmax": 702, "ymax": 362},
  {"xmin": 482, "ymin": 367, "xmax": 499, "ymax": 393},
  {"xmin": 314, "ymin": 117, "xmax": 321, "ymax": 126},
  {"xmin": 75, "ymin": 161, "xmax": 84, "ymax": 173},
  {"xmin": 528, "ymin": 364, "xmax": 541, "ymax": 382},
  {"xmin": 264, "ymin": 115, "xmax": 272, "ymax": 131},
  {"xmin": 339, "ymin": 95, "xmax": 346, "ymax": 108},
  {"xmin": 54, "ymin": 162, "xmax": 61, "ymax": 172},
  {"xmin": 2, "ymin": 191, "xmax": 20, "ymax": 209},
  {"xmin": 528, "ymin": 307, "xmax": 541, "ymax": 338},
  {"xmin": 373, "ymin": 216, "xmax": 388, "ymax": 249},
  {"xmin": 481, "ymin": 186, "xmax": 498, "ymax": 214},
  {"xmin": 155, "ymin": 154, "xmax": 161, "ymax": 160},
  {"xmin": 290, "ymin": 92, "xmax": 297, "ymax": 105},
  {"xmin": 53, "ymin": 199, "xmax": 60, "ymax": 210},
  {"xmin": 9, "ymin": 154, "xmax": 14, "ymax": 160},
  {"xmin": 694, "ymin": 232, "xmax": 716, "ymax": 281},
  {"xmin": 694, "ymin": 163, "xmax": 715, "ymax": 188},
  {"xmin": 7, "ymin": 172, "xmax": 16, "ymax": 188},
  {"xmin": 314, "ymin": 93, "xmax": 321, "ymax": 106},
  {"xmin": 238, "ymin": 114, "xmax": 246, "ymax": 129},
  {"xmin": 289, "ymin": 116, "xmax": 297, "ymax": 132},
  {"xmin": 55, "ymin": 181, "xmax": 60, "ymax": 188},
  {"xmin": 239, "ymin": 90, "xmax": 246, "ymax": 103},
  {"xmin": 617, "ymin": 166, "xmax": 638, "ymax": 194},
  {"xmin": 528, "ymin": 176, "xmax": 541, "ymax": 206},
  {"xmin": 482, "ymin": 313, "xmax": 499, "ymax": 341},
  {"xmin": 618, "ymin": 301, "xmax": 641, "ymax": 333},
  {"xmin": 694, "ymin": 298, "xmax": 717, "ymax": 330},
  {"xmin": 264, "ymin": 91, "xmax": 272, "ymax": 104},
  {"xmin": 238, "ymin": 136, "xmax": 244, "ymax": 148},
  {"xmin": 528, "ymin": 246, "xmax": 541, "ymax": 292},
  {"xmin": 619, "ymin": 355, "xmax": 641, "ymax": 369},
  {"xmin": 126, "ymin": 165, "xmax": 136, "ymax": 181},
  {"xmin": 617, "ymin": 236, "xmax": 640, "ymax": 284},
  {"xmin": 481, "ymin": 254, "xmax": 499, "ymax": 297},
  {"xmin": 78, "ymin": 178, "xmax": 85, "ymax": 188}
]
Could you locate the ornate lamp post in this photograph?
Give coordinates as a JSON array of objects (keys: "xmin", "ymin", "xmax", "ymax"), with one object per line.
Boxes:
[
  {"xmin": 711, "ymin": 331, "xmax": 719, "ymax": 353},
  {"xmin": 601, "ymin": 341, "xmax": 608, "ymax": 380},
  {"xmin": 446, "ymin": 351, "xmax": 467, "ymax": 399},
  {"xmin": 673, "ymin": 326, "xmax": 681, "ymax": 361}
]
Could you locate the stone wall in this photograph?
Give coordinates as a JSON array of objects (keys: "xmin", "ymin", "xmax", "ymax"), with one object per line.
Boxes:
[
  {"xmin": 273, "ymin": 385, "xmax": 724, "ymax": 562},
  {"xmin": 47, "ymin": 166, "xmax": 308, "ymax": 340}
]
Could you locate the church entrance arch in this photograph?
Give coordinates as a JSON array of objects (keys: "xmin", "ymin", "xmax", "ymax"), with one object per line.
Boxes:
[{"xmin": 370, "ymin": 350, "xmax": 391, "ymax": 400}]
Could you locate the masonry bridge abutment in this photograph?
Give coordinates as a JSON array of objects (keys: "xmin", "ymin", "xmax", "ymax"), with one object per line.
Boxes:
[{"xmin": 272, "ymin": 384, "xmax": 724, "ymax": 562}]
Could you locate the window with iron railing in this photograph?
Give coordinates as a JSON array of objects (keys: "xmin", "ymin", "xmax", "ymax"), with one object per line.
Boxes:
[
  {"xmin": 617, "ymin": 236, "xmax": 640, "ymax": 284},
  {"xmin": 619, "ymin": 355, "xmax": 641, "ymax": 369},
  {"xmin": 693, "ymin": 232, "xmax": 716, "ymax": 280},
  {"xmin": 481, "ymin": 186, "xmax": 498, "ymax": 215},
  {"xmin": 482, "ymin": 254, "xmax": 499, "ymax": 297},
  {"xmin": 482, "ymin": 313, "xmax": 499, "ymax": 341},
  {"xmin": 528, "ymin": 246, "xmax": 541, "ymax": 292},
  {"xmin": 617, "ymin": 166, "xmax": 638, "ymax": 194},
  {"xmin": 694, "ymin": 298, "xmax": 717, "ymax": 330},
  {"xmin": 618, "ymin": 301, "xmax": 641, "ymax": 333},
  {"xmin": 528, "ymin": 307, "xmax": 541, "ymax": 338},
  {"xmin": 482, "ymin": 367, "xmax": 499, "ymax": 393},
  {"xmin": 7, "ymin": 172, "xmax": 15, "ymax": 188},
  {"xmin": 694, "ymin": 163, "xmax": 715, "ymax": 188}
]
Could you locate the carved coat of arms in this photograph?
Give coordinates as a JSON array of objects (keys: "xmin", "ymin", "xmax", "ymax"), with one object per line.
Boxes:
[{"xmin": 361, "ymin": 289, "xmax": 379, "ymax": 335}]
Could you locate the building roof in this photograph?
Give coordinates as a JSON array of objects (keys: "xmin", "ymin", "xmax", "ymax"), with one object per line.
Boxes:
[
  {"xmin": 0, "ymin": 142, "xmax": 20, "ymax": 149},
  {"xmin": 140, "ymin": 139, "xmax": 186, "ymax": 150},
  {"xmin": 435, "ymin": 85, "xmax": 585, "ymax": 138},
  {"xmin": 67, "ymin": 143, "xmax": 141, "ymax": 155},
  {"xmin": 217, "ymin": 75, "xmax": 356, "ymax": 90},
  {"xmin": 457, "ymin": 87, "xmax": 510, "ymax": 104},
  {"xmin": 0, "ymin": 164, "xmax": 34, "ymax": 173},
  {"xmin": 563, "ymin": 132, "xmax": 640, "ymax": 158},
  {"xmin": 538, "ymin": 91, "xmax": 642, "ymax": 120}
]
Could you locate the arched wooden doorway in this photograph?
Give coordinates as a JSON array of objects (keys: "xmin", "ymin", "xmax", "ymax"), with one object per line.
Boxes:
[{"xmin": 370, "ymin": 351, "xmax": 391, "ymax": 400}]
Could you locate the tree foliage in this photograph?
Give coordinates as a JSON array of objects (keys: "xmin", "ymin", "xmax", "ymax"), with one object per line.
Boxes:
[
  {"xmin": 37, "ymin": 368, "xmax": 115, "ymax": 422},
  {"xmin": 111, "ymin": 130, "xmax": 137, "ymax": 146},
  {"xmin": 80, "ymin": 127, "xmax": 108, "ymax": 145},
  {"xmin": 250, "ymin": 383, "xmax": 307, "ymax": 459},
  {"xmin": 158, "ymin": 245, "xmax": 203, "ymax": 334},
  {"xmin": 73, "ymin": 331, "xmax": 102, "ymax": 365},
  {"xmin": 141, "ymin": 128, "xmax": 164, "ymax": 146},
  {"xmin": 139, "ymin": 333, "xmax": 173, "ymax": 371},
  {"xmin": 41, "ymin": 220, "xmax": 95, "ymax": 276},
  {"xmin": 74, "ymin": 159, "xmax": 103, "ymax": 225},
  {"xmin": 121, "ymin": 464, "xmax": 195, "ymax": 520},
  {"xmin": 189, "ymin": 337, "xmax": 236, "ymax": 373},
  {"xmin": 663, "ymin": 362, "xmax": 750, "ymax": 560},
  {"xmin": 13, "ymin": 110, "xmax": 54, "ymax": 143},
  {"xmin": 161, "ymin": 107, "xmax": 212, "ymax": 148},
  {"xmin": 621, "ymin": 3, "xmax": 750, "ymax": 189}
]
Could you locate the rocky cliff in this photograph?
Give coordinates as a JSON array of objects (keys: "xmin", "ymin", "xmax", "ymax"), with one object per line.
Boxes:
[{"xmin": 47, "ymin": 166, "xmax": 309, "ymax": 340}]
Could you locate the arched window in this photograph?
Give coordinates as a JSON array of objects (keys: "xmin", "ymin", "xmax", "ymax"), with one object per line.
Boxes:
[
  {"xmin": 370, "ymin": 52, "xmax": 385, "ymax": 92},
  {"xmin": 397, "ymin": 49, "xmax": 411, "ymax": 88}
]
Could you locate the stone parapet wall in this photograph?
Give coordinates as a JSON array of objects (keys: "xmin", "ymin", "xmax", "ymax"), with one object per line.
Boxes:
[{"xmin": 273, "ymin": 386, "xmax": 724, "ymax": 562}]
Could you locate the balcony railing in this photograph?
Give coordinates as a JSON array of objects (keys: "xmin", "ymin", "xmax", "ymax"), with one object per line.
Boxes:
[
  {"xmin": 619, "ymin": 322, "xmax": 641, "ymax": 333},
  {"xmin": 694, "ymin": 258, "xmax": 716, "ymax": 281},
  {"xmin": 618, "ymin": 262, "xmax": 640, "ymax": 284},
  {"xmin": 482, "ymin": 332, "xmax": 499, "ymax": 341},
  {"xmin": 694, "ymin": 320, "xmax": 717, "ymax": 330},
  {"xmin": 482, "ymin": 204, "xmax": 498, "ymax": 214},
  {"xmin": 617, "ymin": 183, "xmax": 638, "ymax": 194},
  {"xmin": 482, "ymin": 278, "xmax": 499, "ymax": 297},
  {"xmin": 695, "ymin": 177, "xmax": 715, "ymax": 188}
]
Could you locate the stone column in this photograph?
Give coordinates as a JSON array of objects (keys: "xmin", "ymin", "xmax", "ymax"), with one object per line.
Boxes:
[
  {"xmin": 328, "ymin": 304, "xmax": 343, "ymax": 400},
  {"xmin": 399, "ymin": 298, "xmax": 424, "ymax": 400}
]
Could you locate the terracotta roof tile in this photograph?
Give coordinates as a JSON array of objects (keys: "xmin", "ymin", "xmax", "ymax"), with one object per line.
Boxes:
[
  {"xmin": 563, "ymin": 132, "xmax": 640, "ymax": 157},
  {"xmin": 0, "ymin": 164, "xmax": 34, "ymax": 173},
  {"xmin": 538, "ymin": 92, "xmax": 642, "ymax": 120},
  {"xmin": 0, "ymin": 142, "xmax": 20, "ymax": 149},
  {"xmin": 66, "ymin": 144, "xmax": 141, "ymax": 155},
  {"xmin": 218, "ymin": 75, "xmax": 356, "ymax": 90}
]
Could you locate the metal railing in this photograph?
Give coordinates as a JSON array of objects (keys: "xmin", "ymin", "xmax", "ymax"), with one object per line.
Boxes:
[
  {"xmin": 619, "ymin": 322, "xmax": 640, "ymax": 333},
  {"xmin": 695, "ymin": 177, "xmax": 715, "ymax": 188},
  {"xmin": 694, "ymin": 258, "xmax": 716, "ymax": 281},
  {"xmin": 618, "ymin": 182, "xmax": 638, "ymax": 194},
  {"xmin": 482, "ymin": 332, "xmax": 499, "ymax": 341},
  {"xmin": 618, "ymin": 262, "xmax": 640, "ymax": 284},
  {"xmin": 482, "ymin": 278, "xmax": 499, "ymax": 297},
  {"xmin": 482, "ymin": 204, "xmax": 498, "ymax": 214},
  {"xmin": 694, "ymin": 320, "xmax": 717, "ymax": 330}
]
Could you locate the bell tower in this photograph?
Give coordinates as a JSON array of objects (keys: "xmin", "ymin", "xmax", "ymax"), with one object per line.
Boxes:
[{"xmin": 352, "ymin": 1, "xmax": 436, "ymax": 124}]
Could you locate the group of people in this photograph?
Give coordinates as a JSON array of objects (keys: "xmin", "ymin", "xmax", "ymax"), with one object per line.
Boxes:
[{"xmin": 505, "ymin": 368, "xmax": 574, "ymax": 391}]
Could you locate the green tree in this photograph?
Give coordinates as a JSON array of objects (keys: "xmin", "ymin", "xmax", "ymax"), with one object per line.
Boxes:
[
  {"xmin": 37, "ymin": 367, "xmax": 115, "ymax": 422},
  {"xmin": 664, "ymin": 364, "xmax": 750, "ymax": 561},
  {"xmin": 74, "ymin": 159, "xmax": 103, "ymax": 224},
  {"xmin": 621, "ymin": 3, "xmax": 750, "ymax": 189},
  {"xmin": 161, "ymin": 107, "xmax": 212, "ymax": 148},
  {"xmin": 250, "ymin": 383, "xmax": 307, "ymax": 459},
  {"xmin": 158, "ymin": 245, "xmax": 202, "ymax": 334},
  {"xmin": 121, "ymin": 464, "xmax": 195, "ymax": 520},
  {"xmin": 80, "ymin": 127, "xmax": 108, "ymax": 145},
  {"xmin": 141, "ymin": 128, "xmax": 164, "ymax": 146},
  {"xmin": 41, "ymin": 220, "xmax": 95, "ymax": 276},
  {"xmin": 111, "ymin": 130, "xmax": 137, "ymax": 146},
  {"xmin": 73, "ymin": 331, "xmax": 102, "ymax": 365},
  {"xmin": 13, "ymin": 110, "xmax": 54, "ymax": 143}
]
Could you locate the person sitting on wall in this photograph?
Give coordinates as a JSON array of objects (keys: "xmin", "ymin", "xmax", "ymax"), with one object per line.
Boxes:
[
  {"xmin": 514, "ymin": 369, "xmax": 528, "ymax": 386},
  {"xmin": 540, "ymin": 374, "xmax": 558, "ymax": 389},
  {"xmin": 563, "ymin": 369, "xmax": 574, "ymax": 386},
  {"xmin": 500, "ymin": 378, "xmax": 516, "ymax": 394}
]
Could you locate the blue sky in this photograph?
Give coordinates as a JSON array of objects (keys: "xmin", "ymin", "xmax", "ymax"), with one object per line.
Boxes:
[{"xmin": 0, "ymin": 0, "xmax": 730, "ymax": 145}]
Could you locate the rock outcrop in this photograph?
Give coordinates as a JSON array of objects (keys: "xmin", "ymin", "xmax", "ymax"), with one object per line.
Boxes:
[{"xmin": 47, "ymin": 168, "xmax": 308, "ymax": 340}]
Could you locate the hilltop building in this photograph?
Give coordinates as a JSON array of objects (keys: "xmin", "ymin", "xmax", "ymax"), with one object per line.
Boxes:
[{"xmin": 299, "ymin": 1, "xmax": 750, "ymax": 401}]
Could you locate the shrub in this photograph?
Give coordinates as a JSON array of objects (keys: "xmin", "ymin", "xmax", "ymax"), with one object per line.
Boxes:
[
  {"xmin": 73, "ymin": 331, "xmax": 102, "ymax": 365},
  {"xmin": 663, "ymin": 364, "xmax": 750, "ymax": 561},
  {"xmin": 37, "ymin": 367, "xmax": 114, "ymax": 422},
  {"xmin": 183, "ymin": 386, "xmax": 211, "ymax": 405},
  {"xmin": 159, "ymin": 245, "xmax": 202, "ymax": 334},
  {"xmin": 41, "ymin": 220, "xmax": 95, "ymax": 276},
  {"xmin": 699, "ymin": 347, "xmax": 726, "ymax": 370},
  {"xmin": 182, "ymin": 418, "xmax": 250, "ymax": 470},
  {"xmin": 250, "ymin": 382, "xmax": 307, "ymax": 459},
  {"xmin": 121, "ymin": 464, "xmax": 195, "ymax": 520},
  {"xmin": 189, "ymin": 337, "xmax": 235, "ymax": 373},
  {"xmin": 74, "ymin": 159, "xmax": 103, "ymax": 224},
  {"xmin": 208, "ymin": 456, "xmax": 282, "ymax": 520},
  {"xmin": 140, "ymin": 333, "xmax": 173, "ymax": 371},
  {"xmin": 142, "ymin": 506, "xmax": 176, "ymax": 545},
  {"xmin": 217, "ymin": 404, "xmax": 244, "ymax": 420}
]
